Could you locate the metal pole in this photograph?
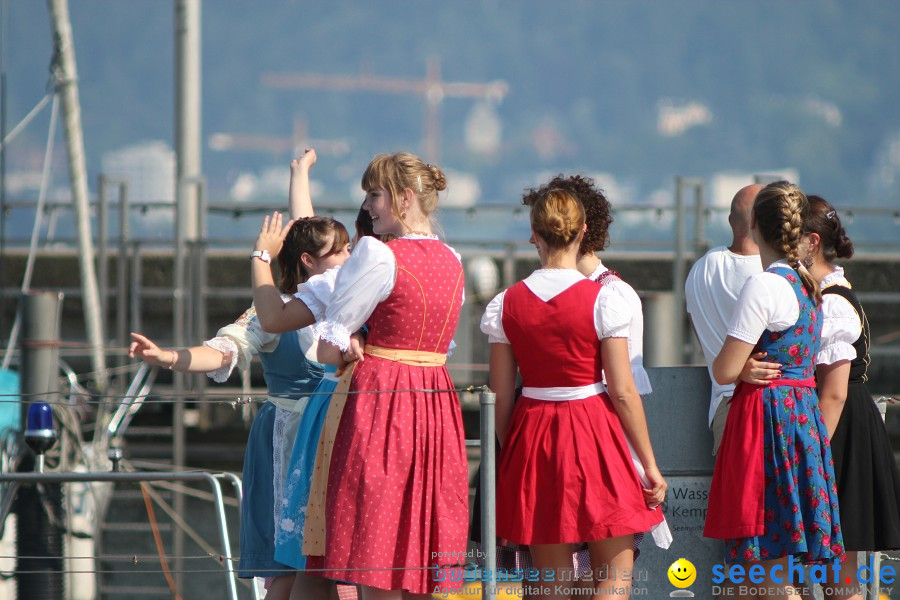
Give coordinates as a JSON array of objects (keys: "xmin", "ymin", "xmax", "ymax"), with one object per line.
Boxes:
[
  {"xmin": 693, "ymin": 181, "xmax": 707, "ymax": 258},
  {"xmin": 18, "ymin": 290, "xmax": 64, "ymax": 600},
  {"xmin": 174, "ymin": 1, "xmax": 202, "ymax": 586},
  {"xmin": 46, "ymin": 0, "xmax": 107, "ymax": 391},
  {"xmin": 479, "ymin": 388, "xmax": 497, "ymax": 600},
  {"xmin": 20, "ymin": 291, "xmax": 62, "ymax": 419},
  {"xmin": 130, "ymin": 241, "xmax": 142, "ymax": 334},
  {"xmin": 673, "ymin": 177, "xmax": 687, "ymax": 365},
  {"xmin": 190, "ymin": 239, "xmax": 209, "ymax": 426},
  {"xmin": 175, "ymin": 0, "xmax": 202, "ymax": 243},
  {"xmin": 502, "ymin": 244, "xmax": 516, "ymax": 289},
  {"xmin": 204, "ymin": 473, "xmax": 239, "ymax": 600},
  {"xmin": 116, "ymin": 182, "xmax": 129, "ymax": 391},
  {"xmin": 97, "ymin": 175, "xmax": 108, "ymax": 323},
  {"xmin": 0, "ymin": 0, "xmax": 8, "ymax": 343}
]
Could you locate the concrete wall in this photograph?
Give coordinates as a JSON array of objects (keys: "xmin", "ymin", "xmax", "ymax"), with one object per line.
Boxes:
[{"xmin": 636, "ymin": 366, "xmax": 719, "ymax": 598}]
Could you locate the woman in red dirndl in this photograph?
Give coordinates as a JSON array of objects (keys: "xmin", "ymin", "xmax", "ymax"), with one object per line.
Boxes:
[
  {"xmin": 482, "ymin": 188, "xmax": 666, "ymax": 599},
  {"xmin": 311, "ymin": 153, "xmax": 468, "ymax": 599}
]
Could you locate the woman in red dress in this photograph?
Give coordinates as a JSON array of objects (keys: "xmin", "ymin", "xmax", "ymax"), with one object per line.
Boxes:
[
  {"xmin": 482, "ymin": 188, "xmax": 667, "ymax": 599},
  {"xmin": 312, "ymin": 152, "xmax": 468, "ymax": 599}
]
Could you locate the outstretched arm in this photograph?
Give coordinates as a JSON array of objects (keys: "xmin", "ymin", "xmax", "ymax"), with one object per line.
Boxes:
[
  {"xmin": 129, "ymin": 332, "xmax": 230, "ymax": 373},
  {"xmin": 289, "ymin": 148, "xmax": 316, "ymax": 220},
  {"xmin": 602, "ymin": 336, "xmax": 667, "ymax": 507},
  {"xmin": 251, "ymin": 212, "xmax": 317, "ymax": 333}
]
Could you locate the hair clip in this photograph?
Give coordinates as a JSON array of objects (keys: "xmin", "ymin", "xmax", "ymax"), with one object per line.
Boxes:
[
  {"xmin": 825, "ymin": 210, "xmax": 836, "ymax": 220},
  {"xmin": 417, "ymin": 175, "xmax": 423, "ymax": 193}
]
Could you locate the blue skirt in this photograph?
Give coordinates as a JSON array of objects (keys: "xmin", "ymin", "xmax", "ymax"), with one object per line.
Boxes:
[
  {"xmin": 725, "ymin": 386, "xmax": 844, "ymax": 563},
  {"xmin": 274, "ymin": 373, "xmax": 339, "ymax": 569},
  {"xmin": 238, "ymin": 401, "xmax": 291, "ymax": 579}
]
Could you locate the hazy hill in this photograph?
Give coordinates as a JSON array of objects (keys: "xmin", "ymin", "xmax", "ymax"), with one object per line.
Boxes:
[{"xmin": 4, "ymin": 0, "xmax": 900, "ymax": 208}]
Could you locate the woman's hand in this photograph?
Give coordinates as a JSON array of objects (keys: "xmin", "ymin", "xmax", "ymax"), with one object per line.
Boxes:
[
  {"xmin": 739, "ymin": 351, "xmax": 782, "ymax": 385},
  {"xmin": 291, "ymin": 148, "xmax": 317, "ymax": 172},
  {"xmin": 129, "ymin": 332, "xmax": 174, "ymax": 368},
  {"xmin": 254, "ymin": 212, "xmax": 294, "ymax": 257},
  {"xmin": 642, "ymin": 464, "xmax": 667, "ymax": 509},
  {"xmin": 342, "ymin": 332, "xmax": 366, "ymax": 364}
]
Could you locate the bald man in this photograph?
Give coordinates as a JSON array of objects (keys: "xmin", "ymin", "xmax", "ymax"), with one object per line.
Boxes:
[{"xmin": 685, "ymin": 184, "xmax": 764, "ymax": 455}]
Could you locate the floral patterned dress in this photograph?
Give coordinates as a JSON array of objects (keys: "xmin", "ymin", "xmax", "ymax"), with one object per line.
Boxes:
[{"xmin": 723, "ymin": 267, "xmax": 844, "ymax": 563}]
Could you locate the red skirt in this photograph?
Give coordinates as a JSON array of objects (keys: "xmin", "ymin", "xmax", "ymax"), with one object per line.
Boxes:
[
  {"xmin": 312, "ymin": 356, "xmax": 469, "ymax": 594},
  {"xmin": 497, "ymin": 393, "xmax": 663, "ymax": 545}
]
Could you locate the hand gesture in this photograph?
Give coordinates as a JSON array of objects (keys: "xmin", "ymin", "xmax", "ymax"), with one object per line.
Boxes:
[
  {"xmin": 291, "ymin": 148, "xmax": 317, "ymax": 172},
  {"xmin": 254, "ymin": 212, "xmax": 294, "ymax": 257},
  {"xmin": 129, "ymin": 332, "xmax": 173, "ymax": 368},
  {"xmin": 739, "ymin": 351, "xmax": 781, "ymax": 385},
  {"xmin": 642, "ymin": 464, "xmax": 668, "ymax": 509}
]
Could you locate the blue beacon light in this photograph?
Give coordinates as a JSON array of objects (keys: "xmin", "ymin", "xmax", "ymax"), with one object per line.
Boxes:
[{"xmin": 24, "ymin": 402, "xmax": 57, "ymax": 472}]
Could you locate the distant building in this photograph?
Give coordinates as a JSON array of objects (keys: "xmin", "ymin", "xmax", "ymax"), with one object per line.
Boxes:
[{"xmin": 709, "ymin": 169, "xmax": 799, "ymax": 207}]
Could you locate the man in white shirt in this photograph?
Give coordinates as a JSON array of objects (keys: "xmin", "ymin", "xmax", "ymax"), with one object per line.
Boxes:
[{"xmin": 685, "ymin": 184, "xmax": 763, "ymax": 455}]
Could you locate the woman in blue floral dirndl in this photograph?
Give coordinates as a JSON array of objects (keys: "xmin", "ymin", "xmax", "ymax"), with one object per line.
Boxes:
[{"xmin": 704, "ymin": 181, "xmax": 844, "ymax": 597}]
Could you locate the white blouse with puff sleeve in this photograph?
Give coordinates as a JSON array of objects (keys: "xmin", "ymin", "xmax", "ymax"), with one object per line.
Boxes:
[
  {"xmin": 294, "ymin": 265, "xmax": 340, "ymax": 321},
  {"xmin": 480, "ymin": 269, "xmax": 632, "ymax": 345},
  {"xmin": 817, "ymin": 267, "xmax": 861, "ymax": 366},
  {"xmin": 313, "ymin": 235, "xmax": 463, "ymax": 351},
  {"xmin": 588, "ymin": 262, "xmax": 652, "ymax": 395},
  {"xmin": 202, "ymin": 294, "xmax": 291, "ymax": 383},
  {"xmin": 726, "ymin": 262, "xmax": 801, "ymax": 345}
]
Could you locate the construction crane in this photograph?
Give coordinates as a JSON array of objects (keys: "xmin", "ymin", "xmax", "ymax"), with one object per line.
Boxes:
[
  {"xmin": 261, "ymin": 56, "xmax": 508, "ymax": 163},
  {"xmin": 208, "ymin": 115, "xmax": 350, "ymax": 158}
]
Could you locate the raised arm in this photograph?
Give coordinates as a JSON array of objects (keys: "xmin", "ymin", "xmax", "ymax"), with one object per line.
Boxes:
[
  {"xmin": 251, "ymin": 212, "xmax": 317, "ymax": 333},
  {"xmin": 289, "ymin": 148, "xmax": 316, "ymax": 220},
  {"xmin": 601, "ymin": 337, "xmax": 666, "ymax": 507}
]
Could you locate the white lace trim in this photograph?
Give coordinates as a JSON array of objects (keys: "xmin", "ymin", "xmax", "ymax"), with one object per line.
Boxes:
[
  {"xmin": 313, "ymin": 320, "xmax": 353, "ymax": 352},
  {"xmin": 272, "ymin": 406, "xmax": 290, "ymax": 534},
  {"xmin": 820, "ymin": 266, "xmax": 849, "ymax": 289},
  {"xmin": 401, "ymin": 233, "xmax": 439, "ymax": 240},
  {"xmin": 816, "ymin": 342, "xmax": 856, "ymax": 366},
  {"xmin": 202, "ymin": 337, "xmax": 239, "ymax": 383},
  {"xmin": 588, "ymin": 262, "xmax": 609, "ymax": 281}
]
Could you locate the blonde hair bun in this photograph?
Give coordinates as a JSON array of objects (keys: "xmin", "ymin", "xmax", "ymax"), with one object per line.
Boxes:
[{"xmin": 529, "ymin": 189, "xmax": 585, "ymax": 249}]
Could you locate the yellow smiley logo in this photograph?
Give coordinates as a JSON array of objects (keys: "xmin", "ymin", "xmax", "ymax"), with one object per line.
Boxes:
[{"xmin": 667, "ymin": 558, "xmax": 697, "ymax": 588}]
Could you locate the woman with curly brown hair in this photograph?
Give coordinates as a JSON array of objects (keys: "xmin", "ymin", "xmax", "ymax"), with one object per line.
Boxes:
[{"xmin": 523, "ymin": 175, "xmax": 651, "ymax": 397}]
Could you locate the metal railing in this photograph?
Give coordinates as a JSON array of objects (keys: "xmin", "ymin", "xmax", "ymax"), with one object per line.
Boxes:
[
  {"xmin": 0, "ymin": 385, "xmax": 500, "ymax": 600},
  {"xmin": 0, "ymin": 470, "xmax": 243, "ymax": 600}
]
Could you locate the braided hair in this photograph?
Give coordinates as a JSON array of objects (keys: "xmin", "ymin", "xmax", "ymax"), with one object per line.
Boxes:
[{"xmin": 753, "ymin": 181, "xmax": 821, "ymax": 304}]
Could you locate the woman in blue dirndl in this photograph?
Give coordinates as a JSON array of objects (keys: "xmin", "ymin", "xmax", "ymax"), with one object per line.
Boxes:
[{"xmin": 705, "ymin": 181, "xmax": 843, "ymax": 597}]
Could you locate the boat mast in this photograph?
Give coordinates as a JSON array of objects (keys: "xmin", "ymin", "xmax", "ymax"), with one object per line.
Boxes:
[{"xmin": 46, "ymin": 0, "xmax": 107, "ymax": 390}]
